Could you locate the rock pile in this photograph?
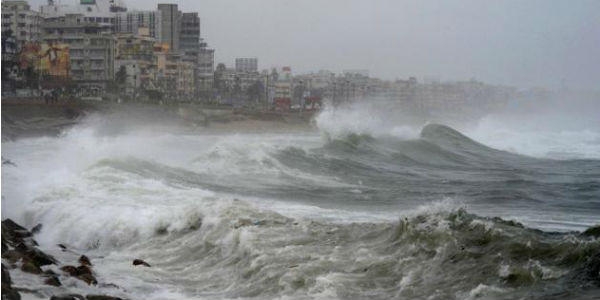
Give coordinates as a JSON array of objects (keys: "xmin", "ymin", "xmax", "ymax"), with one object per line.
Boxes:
[{"xmin": 1, "ymin": 219, "xmax": 128, "ymax": 300}]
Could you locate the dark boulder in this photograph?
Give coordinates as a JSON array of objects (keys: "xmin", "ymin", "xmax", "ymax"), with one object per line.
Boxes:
[
  {"xmin": 60, "ymin": 265, "xmax": 79, "ymax": 277},
  {"xmin": 61, "ymin": 265, "xmax": 97, "ymax": 285},
  {"xmin": 25, "ymin": 247, "xmax": 57, "ymax": 266},
  {"xmin": 20, "ymin": 259, "xmax": 42, "ymax": 274},
  {"xmin": 132, "ymin": 259, "xmax": 151, "ymax": 267},
  {"xmin": 2, "ymin": 264, "xmax": 11, "ymax": 285},
  {"xmin": 3, "ymin": 249, "xmax": 24, "ymax": 263},
  {"xmin": 1, "ymin": 219, "xmax": 57, "ymax": 270},
  {"xmin": 79, "ymin": 255, "xmax": 92, "ymax": 266},
  {"xmin": 86, "ymin": 295, "xmax": 123, "ymax": 300},
  {"xmin": 2, "ymin": 219, "xmax": 30, "ymax": 237},
  {"xmin": 30, "ymin": 223, "xmax": 43, "ymax": 235},
  {"xmin": 50, "ymin": 295, "xmax": 85, "ymax": 300},
  {"xmin": 76, "ymin": 265, "xmax": 93, "ymax": 276},
  {"xmin": 1, "ymin": 285, "xmax": 21, "ymax": 300},
  {"xmin": 77, "ymin": 273, "xmax": 98, "ymax": 285},
  {"xmin": 1, "ymin": 263, "xmax": 21, "ymax": 300},
  {"xmin": 44, "ymin": 275, "xmax": 62, "ymax": 287}
]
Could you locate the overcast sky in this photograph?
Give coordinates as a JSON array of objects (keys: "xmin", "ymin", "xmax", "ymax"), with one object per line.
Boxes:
[{"xmin": 31, "ymin": 0, "xmax": 600, "ymax": 89}]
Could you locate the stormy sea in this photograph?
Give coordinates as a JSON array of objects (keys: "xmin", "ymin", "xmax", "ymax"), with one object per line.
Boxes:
[{"xmin": 2, "ymin": 102, "xmax": 599, "ymax": 300}]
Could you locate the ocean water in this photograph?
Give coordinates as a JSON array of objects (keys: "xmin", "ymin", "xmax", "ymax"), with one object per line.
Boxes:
[{"xmin": 2, "ymin": 105, "xmax": 599, "ymax": 299}]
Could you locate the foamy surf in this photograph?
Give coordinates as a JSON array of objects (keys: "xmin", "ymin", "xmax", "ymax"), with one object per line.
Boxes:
[{"xmin": 2, "ymin": 109, "xmax": 599, "ymax": 299}]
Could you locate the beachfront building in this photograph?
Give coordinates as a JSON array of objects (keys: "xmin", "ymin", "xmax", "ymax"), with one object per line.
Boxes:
[
  {"xmin": 1, "ymin": 0, "xmax": 43, "ymax": 47},
  {"xmin": 179, "ymin": 12, "xmax": 199, "ymax": 61},
  {"xmin": 179, "ymin": 12, "xmax": 203, "ymax": 98},
  {"xmin": 176, "ymin": 60, "xmax": 195, "ymax": 99},
  {"xmin": 157, "ymin": 3, "xmax": 180, "ymax": 53},
  {"xmin": 114, "ymin": 10, "xmax": 160, "ymax": 38},
  {"xmin": 197, "ymin": 47, "xmax": 214, "ymax": 98},
  {"xmin": 40, "ymin": 0, "xmax": 124, "ymax": 29},
  {"xmin": 271, "ymin": 67, "xmax": 293, "ymax": 111},
  {"xmin": 1, "ymin": 31, "xmax": 19, "ymax": 94},
  {"xmin": 114, "ymin": 27, "xmax": 158, "ymax": 97},
  {"xmin": 235, "ymin": 58, "xmax": 258, "ymax": 73},
  {"xmin": 42, "ymin": 13, "xmax": 115, "ymax": 94}
]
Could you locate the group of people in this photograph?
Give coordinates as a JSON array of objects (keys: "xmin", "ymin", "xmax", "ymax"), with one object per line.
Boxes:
[{"xmin": 43, "ymin": 89, "xmax": 60, "ymax": 104}]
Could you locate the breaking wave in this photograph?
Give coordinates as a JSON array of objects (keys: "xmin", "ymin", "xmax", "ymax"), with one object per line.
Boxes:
[{"xmin": 2, "ymin": 111, "xmax": 599, "ymax": 299}]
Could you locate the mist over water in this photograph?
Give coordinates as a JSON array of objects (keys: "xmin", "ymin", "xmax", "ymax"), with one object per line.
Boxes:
[{"xmin": 2, "ymin": 98, "xmax": 599, "ymax": 299}]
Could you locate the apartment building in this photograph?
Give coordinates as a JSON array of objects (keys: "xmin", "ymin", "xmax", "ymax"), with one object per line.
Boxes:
[
  {"xmin": 1, "ymin": 0, "xmax": 42, "ymax": 47},
  {"xmin": 42, "ymin": 13, "xmax": 115, "ymax": 92}
]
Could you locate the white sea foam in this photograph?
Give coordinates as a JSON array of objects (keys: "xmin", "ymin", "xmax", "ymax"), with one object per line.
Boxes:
[
  {"xmin": 315, "ymin": 100, "xmax": 422, "ymax": 139},
  {"xmin": 2, "ymin": 109, "xmax": 598, "ymax": 299},
  {"xmin": 465, "ymin": 113, "xmax": 600, "ymax": 159}
]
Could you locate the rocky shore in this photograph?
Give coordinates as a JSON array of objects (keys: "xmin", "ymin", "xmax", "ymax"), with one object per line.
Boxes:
[{"xmin": 1, "ymin": 219, "xmax": 150, "ymax": 300}]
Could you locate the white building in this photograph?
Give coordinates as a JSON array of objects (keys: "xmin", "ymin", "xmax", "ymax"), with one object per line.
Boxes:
[{"xmin": 40, "ymin": 0, "xmax": 125, "ymax": 28}]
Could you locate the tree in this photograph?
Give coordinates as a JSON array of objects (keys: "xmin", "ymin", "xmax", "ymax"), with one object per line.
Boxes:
[
  {"xmin": 108, "ymin": 65, "xmax": 127, "ymax": 93},
  {"xmin": 232, "ymin": 75, "xmax": 242, "ymax": 96},
  {"xmin": 270, "ymin": 68, "xmax": 279, "ymax": 82},
  {"xmin": 246, "ymin": 80, "xmax": 263, "ymax": 103},
  {"xmin": 214, "ymin": 63, "xmax": 227, "ymax": 94},
  {"xmin": 23, "ymin": 66, "xmax": 38, "ymax": 89},
  {"xmin": 115, "ymin": 65, "xmax": 127, "ymax": 84}
]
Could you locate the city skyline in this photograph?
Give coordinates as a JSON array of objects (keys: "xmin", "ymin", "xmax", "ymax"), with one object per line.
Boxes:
[{"xmin": 22, "ymin": 0, "xmax": 600, "ymax": 90}]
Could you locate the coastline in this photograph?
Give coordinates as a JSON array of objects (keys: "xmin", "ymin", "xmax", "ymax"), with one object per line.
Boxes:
[{"xmin": 2, "ymin": 99, "xmax": 318, "ymax": 141}]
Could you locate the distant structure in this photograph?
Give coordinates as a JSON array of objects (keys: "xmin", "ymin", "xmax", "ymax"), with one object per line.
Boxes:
[
  {"xmin": 197, "ymin": 47, "xmax": 215, "ymax": 96},
  {"xmin": 179, "ymin": 12, "xmax": 199, "ymax": 60},
  {"xmin": 42, "ymin": 13, "xmax": 115, "ymax": 91},
  {"xmin": 1, "ymin": 0, "xmax": 42, "ymax": 47},
  {"xmin": 235, "ymin": 58, "xmax": 258, "ymax": 73},
  {"xmin": 115, "ymin": 10, "xmax": 161, "ymax": 38},
  {"xmin": 342, "ymin": 69, "xmax": 369, "ymax": 77},
  {"xmin": 157, "ymin": 3, "xmax": 180, "ymax": 52},
  {"xmin": 40, "ymin": 0, "xmax": 123, "ymax": 28}
]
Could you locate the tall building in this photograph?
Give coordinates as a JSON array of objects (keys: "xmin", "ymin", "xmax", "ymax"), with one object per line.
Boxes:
[
  {"xmin": 179, "ymin": 12, "xmax": 199, "ymax": 60},
  {"xmin": 197, "ymin": 47, "xmax": 214, "ymax": 96},
  {"xmin": 1, "ymin": 30, "xmax": 19, "ymax": 93},
  {"xmin": 235, "ymin": 58, "xmax": 258, "ymax": 73},
  {"xmin": 1, "ymin": 0, "xmax": 42, "ymax": 47},
  {"xmin": 115, "ymin": 10, "xmax": 160, "ymax": 38},
  {"xmin": 157, "ymin": 3, "xmax": 180, "ymax": 52}
]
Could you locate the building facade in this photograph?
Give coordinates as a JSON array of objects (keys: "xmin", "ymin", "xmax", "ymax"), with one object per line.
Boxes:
[
  {"xmin": 197, "ymin": 47, "xmax": 214, "ymax": 97},
  {"xmin": 179, "ymin": 12, "xmax": 199, "ymax": 59},
  {"xmin": 40, "ymin": 0, "xmax": 120, "ymax": 29},
  {"xmin": 42, "ymin": 13, "xmax": 115, "ymax": 93},
  {"xmin": 157, "ymin": 3, "xmax": 180, "ymax": 52},
  {"xmin": 235, "ymin": 57, "xmax": 257, "ymax": 73},
  {"xmin": 115, "ymin": 10, "xmax": 160, "ymax": 38},
  {"xmin": 1, "ymin": 0, "xmax": 42, "ymax": 47}
]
